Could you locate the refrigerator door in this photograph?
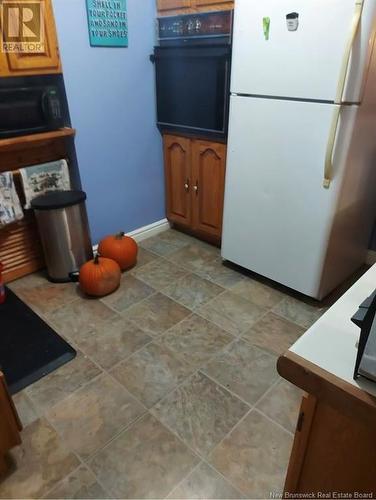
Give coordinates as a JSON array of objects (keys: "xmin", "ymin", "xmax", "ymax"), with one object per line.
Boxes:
[
  {"xmin": 231, "ymin": 0, "xmax": 376, "ymax": 102},
  {"xmin": 222, "ymin": 96, "xmax": 357, "ymax": 298}
]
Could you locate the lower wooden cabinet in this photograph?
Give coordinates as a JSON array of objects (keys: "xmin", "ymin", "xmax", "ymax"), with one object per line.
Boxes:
[
  {"xmin": 163, "ymin": 134, "xmax": 226, "ymax": 242},
  {"xmin": 285, "ymin": 394, "xmax": 376, "ymax": 495},
  {"xmin": 0, "ymin": 373, "xmax": 22, "ymax": 476}
]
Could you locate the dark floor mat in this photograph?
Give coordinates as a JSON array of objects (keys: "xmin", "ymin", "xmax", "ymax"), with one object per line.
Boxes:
[{"xmin": 0, "ymin": 287, "xmax": 76, "ymax": 394}]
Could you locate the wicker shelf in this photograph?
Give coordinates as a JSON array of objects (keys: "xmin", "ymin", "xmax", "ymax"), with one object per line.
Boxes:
[{"xmin": 0, "ymin": 128, "xmax": 76, "ymax": 155}]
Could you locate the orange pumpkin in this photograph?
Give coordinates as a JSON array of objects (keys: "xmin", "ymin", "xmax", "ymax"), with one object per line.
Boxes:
[
  {"xmin": 79, "ymin": 255, "xmax": 121, "ymax": 297},
  {"xmin": 98, "ymin": 232, "xmax": 138, "ymax": 271}
]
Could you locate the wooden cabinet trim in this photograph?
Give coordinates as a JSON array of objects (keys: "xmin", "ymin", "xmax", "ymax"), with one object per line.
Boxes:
[
  {"xmin": 157, "ymin": 0, "xmax": 234, "ymax": 16},
  {"xmin": 277, "ymin": 351, "xmax": 376, "ymax": 428}
]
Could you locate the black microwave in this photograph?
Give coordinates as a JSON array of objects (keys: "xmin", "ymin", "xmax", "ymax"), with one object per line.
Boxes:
[{"xmin": 0, "ymin": 75, "xmax": 70, "ymax": 139}]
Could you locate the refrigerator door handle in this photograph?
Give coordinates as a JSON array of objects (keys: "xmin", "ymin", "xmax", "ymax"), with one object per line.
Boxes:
[
  {"xmin": 323, "ymin": 106, "xmax": 341, "ymax": 189},
  {"xmin": 335, "ymin": 0, "xmax": 364, "ymax": 105},
  {"xmin": 323, "ymin": 0, "xmax": 364, "ymax": 189}
]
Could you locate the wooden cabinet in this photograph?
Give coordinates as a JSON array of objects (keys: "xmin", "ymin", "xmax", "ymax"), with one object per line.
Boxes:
[
  {"xmin": 163, "ymin": 134, "xmax": 226, "ymax": 242},
  {"xmin": 192, "ymin": 140, "xmax": 226, "ymax": 239},
  {"xmin": 0, "ymin": 0, "xmax": 61, "ymax": 77},
  {"xmin": 0, "ymin": 373, "xmax": 22, "ymax": 476},
  {"xmin": 195, "ymin": 0, "xmax": 230, "ymax": 6},
  {"xmin": 157, "ymin": 0, "xmax": 192, "ymax": 11},
  {"xmin": 157, "ymin": 0, "xmax": 233, "ymax": 15},
  {"xmin": 164, "ymin": 135, "xmax": 192, "ymax": 227},
  {"xmin": 284, "ymin": 393, "xmax": 376, "ymax": 494}
]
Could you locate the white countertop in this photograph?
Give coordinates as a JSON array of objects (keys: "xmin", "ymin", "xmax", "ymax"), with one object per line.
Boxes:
[{"xmin": 289, "ymin": 264, "xmax": 376, "ymax": 398}]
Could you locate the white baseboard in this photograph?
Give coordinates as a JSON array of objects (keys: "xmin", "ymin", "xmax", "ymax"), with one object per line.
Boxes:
[
  {"xmin": 367, "ymin": 250, "xmax": 376, "ymax": 265},
  {"xmin": 93, "ymin": 218, "xmax": 170, "ymax": 251}
]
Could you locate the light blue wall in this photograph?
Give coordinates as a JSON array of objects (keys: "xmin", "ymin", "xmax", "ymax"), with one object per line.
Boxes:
[{"xmin": 53, "ymin": 0, "xmax": 165, "ymax": 243}]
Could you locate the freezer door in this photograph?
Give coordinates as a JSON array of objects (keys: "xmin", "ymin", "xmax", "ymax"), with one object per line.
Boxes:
[
  {"xmin": 231, "ymin": 0, "xmax": 376, "ymax": 102},
  {"xmin": 222, "ymin": 96, "xmax": 357, "ymax": 298}
]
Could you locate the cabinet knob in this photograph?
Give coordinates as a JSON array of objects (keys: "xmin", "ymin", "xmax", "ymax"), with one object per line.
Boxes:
[
  {"xmin": 193, "ymin": 182, "xmax": 199, "ymax": 194},
  {"xmin": 184, "ymin": 180, "xmax": 190, "ymax": 192}
]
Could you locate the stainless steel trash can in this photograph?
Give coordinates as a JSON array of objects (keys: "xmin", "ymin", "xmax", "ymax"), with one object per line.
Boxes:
[{"xmin": 31, "ymin": 190, "xmax": 93, "ymax": 283}]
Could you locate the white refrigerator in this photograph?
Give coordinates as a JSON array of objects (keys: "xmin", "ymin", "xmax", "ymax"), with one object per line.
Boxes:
[{"xmin": 222, "ymin": 0, "xmax": 376, "ymax": 300}]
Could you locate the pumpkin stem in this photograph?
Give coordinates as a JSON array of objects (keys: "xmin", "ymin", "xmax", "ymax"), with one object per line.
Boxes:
[
  {"xmin": 115, "ymin": 231, "xmax": 125, "ymax": 239},
  {"xmin": 94, "ymin": 254, "xmax": 100, "ymax": 264}
]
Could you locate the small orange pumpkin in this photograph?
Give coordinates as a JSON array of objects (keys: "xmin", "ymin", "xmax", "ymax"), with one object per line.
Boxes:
[
  {"xmin": 79, "ymin": 255, "xmax": 121, "ymax": 297},
  {"xmin": 98, "ymin": 231, "xmax": 138, "ymax": 271}
]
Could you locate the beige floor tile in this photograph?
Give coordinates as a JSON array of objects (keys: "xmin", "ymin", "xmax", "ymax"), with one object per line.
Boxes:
[
  {"xmin": 256, "ymin": 380, "xmax": 303, "ymax": 433},
  {"xmin": 0, "ymin": 418, "xmax": 79, "ymax": 499},
  {"xmin": 132, "ymin": 259, "xmax": 188, "ymax": 291},
  {"xmin": 12, "ymin": 391, "xmax": 39, "ymax": 428},
  {"xmin": 272, "ymin": 296, "xmax": 326, "ymax": 329},
  {"xmin": 136, "ymin": 247, "xmax": 159, "ymax": 268},
  {"xmin": 152, "ymin": 372, "xmax": 249, "ymax": 456},
  {"xmin": 89, "ymin": 413, "xmax": 199, "ymax": 499},
  {"xmin": 14, "ymin": 282, "xmax": 79, "ymax": 315},
  {"xmin": 209, "ymin": 410, "xmax": 293, "ymax": 499},
  {"xmin": 167, "ymin": 244, "xmax": 218, "ymax": 274},
  {"xmin": 158, "ymin": 229, "xmax": 196, "ymax": 246},
  {"xmin": 140, "ymin": 231, "xmax": 189, "ymax": 256},
  {"xmin": 7, "ymin": 271, "xmax": 48, "ymax": 291},
  {"xmin": 45, "ymin": 373, "xmax": 145, "ymax": 460},
  {"xmin": 111, "ymin": 342, "xmax": 194, "ymax": 408},
  {"xmin": 167, "ymin": 462, "xmax": 244, "ymax": 499},
  {"xmin": 194, "ymin": 258, "xmax": 245, "ymax": 289},
  {"xmin": 47, "ymin": 299, "xmax": 114, "ymax": 339},
  {"xmin": 101, "ymin": 275, "xmax": 155, "ymax": 312},
  {"xmin": 124, "ymin": 293, "xmax": 191, "ymax": 337},
  {"xmin": 242, "ymin": 312, "xmax": 305, "ymax": 356},
  {"xmin": 160, "ymin": 314, "xmax": 233, "ymax": 368},
  {"xmin": 230, "ymin": 280, "xmax": 284, "ymax": 309},
  {"xmin": 197, "ymin": 291, "xmax": 266, "ymax": 336},
  {"xmin": 162, "ymin": 274, "xmax": 224, "ymax": 310},
  {"xmin": 73, "ymin": 316, "xmax": 153, "ymax": 370},
  {"xmin": 43, "ymin": 465, "xmax": 108, "ymax": 499},
  {"xmin": 203, "ymin": 340, "xmax": 278, "ymax": 405},
  {"xmin": 25, "ymin": 352, "xmax": 101, "ymax": 413}
]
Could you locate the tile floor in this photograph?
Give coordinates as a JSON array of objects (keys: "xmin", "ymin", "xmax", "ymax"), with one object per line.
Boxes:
[{"xmin": 1, "ymin": 229, "xmax": 346, "ymax": 499}]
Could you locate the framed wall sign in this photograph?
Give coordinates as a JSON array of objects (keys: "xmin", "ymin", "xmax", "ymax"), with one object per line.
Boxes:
[{"xmin": 86, "ymin": 0, "xmax": 128, "ymax": 47}]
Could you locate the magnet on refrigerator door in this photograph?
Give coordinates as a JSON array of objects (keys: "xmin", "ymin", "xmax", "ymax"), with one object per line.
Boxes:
[{"xmin": 286, "ymin": 12, "xmax": 299, "ymax": 32}]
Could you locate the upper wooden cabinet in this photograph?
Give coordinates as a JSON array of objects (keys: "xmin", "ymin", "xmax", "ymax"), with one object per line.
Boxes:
[
  {"xmin": 0, "ymin": 0, "xmax": 62, "ymax": 77},
  {"xmin": 163, "ymin": 134, "xmax": 226, "ymax": 242},
  {"xmin": 195, "ymin": 0, "xmax": 231, "ymax": 6},
  {"xmin": 157, "ymin": 0, "xmax": 192, "ymax": 11},
  {"xmin": 157, "ymin": 0, "xmax": 233, "ymax": 15}
]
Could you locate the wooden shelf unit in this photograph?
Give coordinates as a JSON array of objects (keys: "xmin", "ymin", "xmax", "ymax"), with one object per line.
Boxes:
[
  {"xmin": 0, "ymin": 128, "xmax": 76, "ymax": 154},
  {"xmin": 0, "ymin": 128, "xmax": 76, "ymax": 283}
]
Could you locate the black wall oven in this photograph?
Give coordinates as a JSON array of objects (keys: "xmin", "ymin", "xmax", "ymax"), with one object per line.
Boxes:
[
  {"xmin": 154, "ymin": 11, "xmax": 232, "ymax": 140},
  {"xmin": 0, "ymin": 74, "xmax": 70, "ymax": 139}
]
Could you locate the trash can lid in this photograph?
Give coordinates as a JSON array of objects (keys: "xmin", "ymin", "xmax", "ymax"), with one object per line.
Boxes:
[{"xmin": 31, "ymin": 190, "xmax": 87, "ymax": 210}]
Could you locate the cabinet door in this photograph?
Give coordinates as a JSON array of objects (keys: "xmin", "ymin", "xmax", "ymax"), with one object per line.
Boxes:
[
  {"xmin": 157, "ymin": 0, "xmax": 191, "ymax": 11},
  {"xmin": 0, "ymin": 373, "xmax": 22, "ymax": 475},
  {"xmin": 191, "ymin": 140, "xmax": 226, "ymax": 239},
  {"xmin": 163, "ymin": 135, "xmax": 192, "ymax": 227},
  {"xmin": 5, "ymin": 0, "xmax": 61, "ymax": 75},
  {"xmin": 0, "ymin": 50, "xmax": 8, "ymax": 77}
]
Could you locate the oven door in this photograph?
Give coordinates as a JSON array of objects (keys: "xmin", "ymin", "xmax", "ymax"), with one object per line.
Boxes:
[
  {"xmin": 0, "ymin": 86, "xmax": 63, "ymax": 139},
  {"xmin": 154, "ymin": 44, "xmax": 231, "ymax": 139}
]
